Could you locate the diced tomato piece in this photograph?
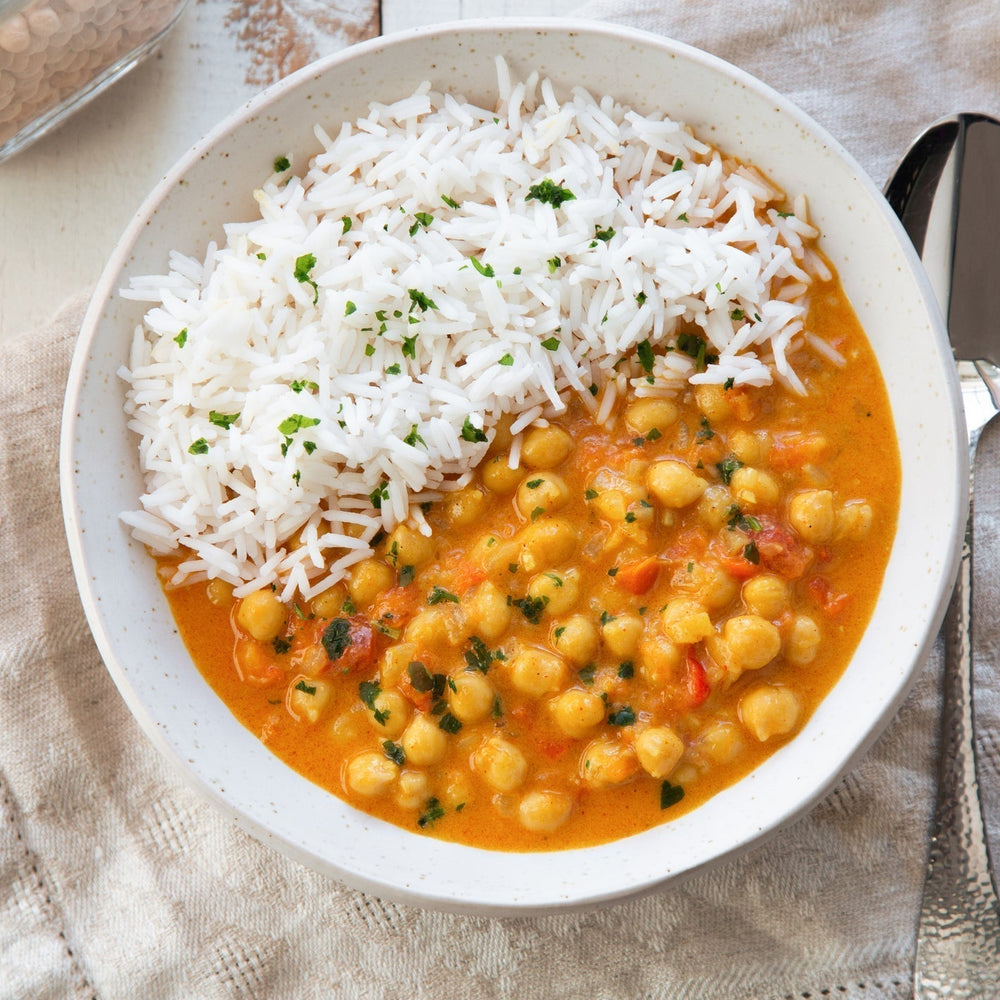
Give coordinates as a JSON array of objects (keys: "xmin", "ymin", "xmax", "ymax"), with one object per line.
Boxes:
[
  {"xmin": 370, "ymin": 586, "xmax": 420, "ymax": 632},
  {"xmin": 685, "ymin": 651, "xmax": 711, "ymax": 708},
  {"xmin": 299, "ymin": 614, "xmax": 378, "ymax": 674},
  {"xmin": 615, "ymin": 556, "xmax": 660, "ymax": 595},
  {"xmin": 233, "ymin": 638, "xmax": 284, "ymax": 686},
  {"xmin": 716, "ymin": 549, "xmax": 761, "ymax": 580},
  {"xmin": 808, "ymin": 575, "xmax": 850, "ymax": 616},
  {"xmin": 754, "ymin": 522, "xmax": 813, "ymax": 579},
  {"xmin": 538, "ymin": 738, "xmax": 572, "ymax": 761},
  {"xmin": 398, "ymin": 669, "xmax": 432, "ymax": 712}
]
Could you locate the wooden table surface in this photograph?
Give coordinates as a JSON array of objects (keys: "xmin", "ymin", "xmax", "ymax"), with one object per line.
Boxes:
[{"xmin": 0, "ymin": 0, "xmax": 578, "ymax": 342}]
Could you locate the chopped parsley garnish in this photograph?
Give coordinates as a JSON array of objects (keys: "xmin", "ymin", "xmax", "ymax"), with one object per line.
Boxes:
[
  {"xmin": 272, "ymin": 636, "xmax": 291, "ymax": 655},
  {"xmin": 677, "ymin": 212, "xmax": 689, "ymax": 222},
  {"xmin": 208, "ymin": 410, "xmax": 240, "ymax": 429},
  {"xmin": 464, "ymin": 636, "xmax": 496, "ymax": 673},
  {"xmin": 599, "ymin": 611, "xmax": 616, "ymax": 626},
  {"xmin": 173, "ymin": 328, "xmax": 188, "ymax": 347},
  {"xmin": 345, "ymin": 301, "xmax": 357, "ymax": 316},
  {"xmin": 290, "ymin": 379, "xmax": 319, "ymax": 394},
  {"xmin": 364, "ymin": 344, "xmax": 375, "ymax": 357},
  {"xmin": 672, "ymin": 158, "xmax": 684, "ymax": 172},
  {"xmin": 696, "ymin": 416, "xmax": 715, "ymax": 441},
  {"xmin": 428, "ymin": 586, "xmax": 459, "ymax": 605},
  {"xmin": 585, "ymin": 488, "xmax": 599, "ymax": 500},
  {"xmin": 716, "ymin": 454, "xmax": 744, "ymax": 485},
  {"xmin": 547, "ymin": 256, "xmax": 562, "ymax": 273},
  {"xmin": 321, "ymin": 618, "xmax": 352, "ymax": 661},
  {"xmin": 636, "ymin": 339, "xmax": 655, "ymax": 373},
  {"xmin": 777, "ymin": 210, "xmax": 794, "ymax": 218},
  {"xmin": 383, "ymin": 740, "xmax": 405, "ymax": 766},
  {"xmin": 409, "ymin": 211, "xmax": 434, "ymax": 236},
  {"xmin": 530, "ymin": 506, "xmax": 545, "ymax": 522},
  {"xmin": 407, "ymin": 661, "xmax": 433, "ymax": 693},
  {"xmin": 510, "ymin": 594, "xmax": 549, "ymax": 624},
  {"xmin": 499, "ymin": 353, "xmax": 514, "ymax": 366},
  {"xmin": 404, "ymin": 424, "xmax": 425, "ymax": 447},
  {"xmin": 188, "ymin": 438, "xmax": 208, "ymax": 455},
  {"xmin": 578, "ymin": 664, "xmax": 596, "ymax": 685},
  {"xmin": 744, "ymin": 540, "xmax": 761, "ymax": 564},
  {"xmin": 540, "ymin": 336, "xmax": 561, "ymax": 351},
  {"xmin": 460, "ymin": 416, "xmax": 488, "ymax": 443},
  {"xmin": 293, "ymin": 253, "xmax": 319, "ymax": 303},
  {"xmin": 385, "ymin": 363, "xmax": 401, "ymax": 375},
  {"xmin": 526, "ymin": 478, "xmax": 543, "ymax": 489},
  {"xmin": 278, "ymin": 413, "xmax": 321, "ymax": 436},
  {"xmin": 608, "ymin": 706, "xmax": 636, "ymax": 726},
  {"xmin": 660, "ymin": 781, "xmax": 685, "ymax": 809},
  {"xmin": 724, "ymin": 377, "xmax": 735, "ymax": 390},
  {"xmin": 607, "ymin": 566, "xmax": 619, "ymax": 577},
  {"xmin": 407, "ymin": 288, "xmax": 438, "ymax": 312},
  {"xmin": 441, "ymin": 194, "xmax": 460, "ymax": 209},
  {"xmin": 726, "ymin": 503, "xmax": 762, "ymax": 533},
  {"xmin": 358, "ymin": 679, "xmax": 381, "ymax": 710},
  {"xmin": 645, "ymin": 427, "xmax": 662, "ymax": 442},
  {"xmin": 635, "ymin": 291, "xmax": 648, "ymax": 307},
  {"xmin": 513, "ymin": 266, "xmax": 522, "ymax": 275},
  {"xmin": 438, "ymin": 713, "xmax": 463, "ymax": 734},
  {"xmin": 273, "ymin": 155, "xmax": 290, "ymax": 172},
  {"xmin": 294, "ymin": 679, "xmax": 316, "ymax": 695},
  {"xmin": 593, "ymin": 225, "xmax": 615, "ymax": 243},
  {"xmin": 402, "ymin": 334, "xmax": 419, "ymax": 359},
  {"xmin": 492, "ymin": 695, "xmax": 503, "ymax": 719},
  {"xmin": 618, "ymin": 661, "xmax": 634, "ymax": 679},
  {"xmin": 341, "ymin": 216, "xmax": 352, "ymax": 234},
  {"xmin": 526, "ymin": 178, "xmax": 576, "ymax": 208},
  {"xmin": 676, "ymin": 332, "xmax": 718, "ymax": 371},
  {"xmin": 256, "ymin": 252, "xmax": 267, "ymax": 261},
  {"xmin": 470, "ymin": 256, "xmax": 495, "ymax": 278},
  {"xmin": 399, "ymin": 564, "xmax": 415, "ymax": 587},
  {"xmin": 417, "ymin": 797, "xmax": 446, "ymax": 828},
  {"xmin": 731, "ymin": 308, "xmax": 745, "ymax": 321},
  {"xmin": 369, "ymin": 481, "xmax": 390, "ymax": 509}
]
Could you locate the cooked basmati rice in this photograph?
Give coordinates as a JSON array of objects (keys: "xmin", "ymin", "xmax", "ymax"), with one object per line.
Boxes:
[{"xmin": 120, "ymin": 59, "xmax": 831, "ymax": 601}]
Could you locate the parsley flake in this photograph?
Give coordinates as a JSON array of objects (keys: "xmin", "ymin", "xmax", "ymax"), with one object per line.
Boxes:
[{"xmin": 526, "ymin": 178, "xmax": 576, "ymax": 208}]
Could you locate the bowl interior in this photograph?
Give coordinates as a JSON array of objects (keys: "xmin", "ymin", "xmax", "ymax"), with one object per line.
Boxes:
[{"xmin": 60, "ymin": 19, "xmax": 964, "ymax": 913}]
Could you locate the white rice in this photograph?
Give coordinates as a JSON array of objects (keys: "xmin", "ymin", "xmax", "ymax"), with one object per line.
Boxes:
[{"xmin": 119, "ymin": 59, "xmax": 829, "ymax": 600}]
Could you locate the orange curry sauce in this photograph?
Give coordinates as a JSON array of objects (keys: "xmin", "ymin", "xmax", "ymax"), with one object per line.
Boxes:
[{"xmin": 163, "ymin": 277, "xmax": 899, "ymax": 851}]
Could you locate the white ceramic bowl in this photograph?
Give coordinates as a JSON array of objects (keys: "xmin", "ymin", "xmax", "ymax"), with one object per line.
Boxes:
[{"xmin": 60, "ymin": 18, "xmax": 965, "ymax": 914}]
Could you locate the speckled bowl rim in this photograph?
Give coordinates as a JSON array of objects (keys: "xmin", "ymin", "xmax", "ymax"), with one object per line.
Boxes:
[{"xmin": 60, "ymin": 17, "xmax": 965, "ymax": 914}]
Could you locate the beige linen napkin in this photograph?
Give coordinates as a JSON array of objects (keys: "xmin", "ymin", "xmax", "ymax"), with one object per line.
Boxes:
[{"xmin": 2, "ymin": 3, "xmax": 999, "ymax": 997}]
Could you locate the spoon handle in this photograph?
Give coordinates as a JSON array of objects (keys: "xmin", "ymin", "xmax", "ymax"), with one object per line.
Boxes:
[{"xmin": 914, "ymin": 432, "xmax": 1000, "ymax": 999}]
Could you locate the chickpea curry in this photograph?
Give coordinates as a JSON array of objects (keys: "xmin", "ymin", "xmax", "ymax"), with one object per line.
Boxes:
[{"xmin": 164, "ymin": 278, "xmax": 899, "ymax": 851}]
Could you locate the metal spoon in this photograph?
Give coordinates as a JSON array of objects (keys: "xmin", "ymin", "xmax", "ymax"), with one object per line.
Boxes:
[{"xmin": 885, "ymin": 113, "xmax": 1000, "ymax": 999}]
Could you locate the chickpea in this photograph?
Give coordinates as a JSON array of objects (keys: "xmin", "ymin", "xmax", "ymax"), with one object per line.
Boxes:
[
  {"xmin": 482, "ymin": 454, "xmax": 522, "ymax": 493},
  {"xmin": 516, "ymin": 518, "xmax": 578, "ymax": 572},
  {"xmin": 401, "ymin": 713, "xmax": 448, "ymax": 766},
  {"xmin": 601, "ymin": 612, "xmax": 644, "ymax": 658},
  {"xmin": 638, "ymin": 635, "xmax": 682, "ymax": 686},
  {"xmin": 206, "ymin": 578, "xmax": 234, "ymax": 607},
  {"xmin": 527, "ymin": 567, "xmax": 580, "ymax": 616},
  {"xmin": 785, "ymin": 614, "xmax": 821, "ymax": 666},
  {"xmin": 439, "ymin": 771, "xmax": 473, "ymax": 810},
  {"xmin": 379, "ymin": 641, "xmax": 417, "ymax": 687},
  {"xmin": 521, "ymin": 424, "xmax": 574, "ymax": 469},
  {"xmin": 728, "ymin": 429, "xmax": 770, "ymax": 466},
  {"xmin": 518, "ymin": 790, "xmax": 573, "ymax": 832},
  {"xmin": 347, "ymin": 558, "xmax": 394, "ymax": 608},
  {"xmin": 330, "ymin": 705, "xmax": 366, "ymax": 743},
  {"xmin": 404, "ymin": 606, "xmax": 463, "ymax": 647},
  {"xmin": 395, "ymin": 769, "xmax": 430, "ymax": 810},
  {"xmin": 722, "ymin": 615, "xmax": 782, "ymax": 673},
  {"xmin": 364, "ymin": 689, "xmax": 410, "ymax": 738},
  {"xmin": 697, "ymin": 484, "xmax": 733, "ymax": 531},
  {"xmin": 694, "ymin": 383, "xmax": 732, "ymax": 423},
  {"xmin": 647, "ymin": 460, "xmax": 707, "ymax": 508},
  {"xmin": 346, "ymin": 751, "xmax": 397, "ymax": 797},
  {"xmin": 739, "ymin": 685, "xmax": 802, "ymax": 741},
  {"xmin": 680, "ymin": 563, "xmax": 738, "ymax": 610},
  {"xmin": 473, "ymin": 736, "xmax": 528, "ymax": 792},
  {"xmin": 515, "ymin": 472, "xmax": 571, "ymax": 519},
  {"xmin": 625, "ymin": 397, "xmax": 679, "ymax": 436},
  {"xmin": 552, "ymin": 615, "xmax": 599, "ymax": 665},
  {"xmin": 730, "ymin": 466, "xmax": 780, "ymax": 508},
  {"xmin": 292, "ymin": 644, "xmax": 328, "ymax": 679},
  {"xmin": 236, "ymin": 588, "xmax": 286, "ymax": 641},
  {"xmin": 660, "ymin": 598, "xmax": 714, "ymax": 644},
  {"xmin": 634, "ymin": 726, "xmax": 685, "ymax": 779},
  {"xmin": 383, "ymin": 522, "xmax": 436, "ymax": 568},
  {"xmin": 444, "ymin": 486, "xmax": 487, "ymax": 527},
  {"xmin": 580, "ymin": 737, "xmax": 639, "ymax": 789},
  {"xmin": 835, "ymin": 501, "xmax": 873, "ymax": 540},
  {"xmin": 509, "ymin": 648, "xmax": 568, "ymax": 698},
  {"xmin": 448, "ymin": 672, "xmax": 495, "ymax": 724},
  {"xmin": 287, "ymin": 677, "xmax": 331, "ymax": 724},
  {"xmin": 742, "ymin": 574, "xmax": 790, "ymax": 619},
  {"xmin": 463, "ymin": 581, "xmax": 511, "ymax": 642},
  {"xmin": 550, "ymin": 688, "xmax": 605, "ymax": 738},
  {"xmin": 592, "ymin": 488, "xmax": 629, "ymax": 522},
  {"xmin": 787, "ymin": 489, "xmax": 836, "ymax": 543},
  {"xmin": 310, "ymin": 583, "xmax": 348, "ymax": 619},
  {"xmin": 699, "ymin": 720, "xmax": 744, "ymax": 764}
]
